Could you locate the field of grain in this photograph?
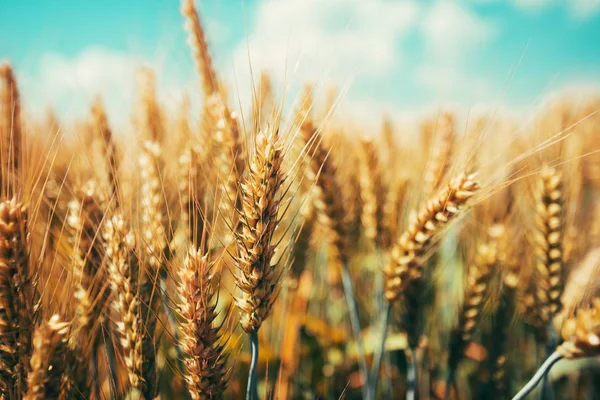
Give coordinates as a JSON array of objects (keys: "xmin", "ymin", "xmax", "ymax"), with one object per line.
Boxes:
[{"xmin": 1, "ymin": 1, "xmax": 600, "ymax": 399}]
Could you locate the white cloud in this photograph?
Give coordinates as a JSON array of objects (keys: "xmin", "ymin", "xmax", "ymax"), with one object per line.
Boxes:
[
  {"xmin": 229, "ymin": 0, "xmax": 421, "ymax": 106},
  {"xmin": 418, "ymin": 1, "xmax": 497, "ymax": 102},
  {"xmin": 20, "ymin": 48, "xmax": 188, "ymax": 129},
  {"xmin": 510, "ymin": 0, "xmax": 556, "ymax": 11},
  {"xmin": 422, "ymin": 1, "xmax": 497, "ymax": 59},
  {"xmin": 570, "ymin": 0, "xmax": 600, "ymax": 18}
]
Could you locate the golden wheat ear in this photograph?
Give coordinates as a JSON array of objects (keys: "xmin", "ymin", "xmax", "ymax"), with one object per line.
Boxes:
[
  {"xmin": 103, "ymin": 213, "xmax": 145, "ymax": 394},
  {"xmin": 24, "ymin": 315, "xmax": 70, "ymax": 400},
  {"xmin": 0, "ymin": 199, "xmax": 37, "ymax": 397},
  {"xmin": 0, "ymin": 62, "xmax": 22, "ymax": 198},
  {"xmin": 558, "ymin": 297, "xmax": 600, "ymax": 359},
  {"xmin": 91, "ymin": 97, "xmax": 120, "ymax": 206},
  {"xmin": 232, "ymin": 125, "xmax": 286, "ymax": 400},
  {"xmin": 67, "ymin": 180, "xmax": 107, "ymax": 340},
  {"xmin": 182, "ymin": 0, "xmax": 245, "ymax": 236},
  {"xmin": 357, "ymin": 137, "xmax": 386, "ymax": 248},
  {"xmin": 178, "ymin": 248, "xmax": 229, "ymax": 399},
  {"xmin": 234, "ymin": 126, "xmax": 285, "ymax": 333},
  {"xmin": 298, "ymin": 116, "xmax": 348, "ymax": 284},
  {"xmin": 448, "ymin": 242, "xmax": 497, "ymax": 371},
  {"xmin": 533, "ymin": 166, "xmax": 565, "ymax": 323},
  {"xmin": 384, "ymin": 172, "xmax": 480, "ymax": 303}
]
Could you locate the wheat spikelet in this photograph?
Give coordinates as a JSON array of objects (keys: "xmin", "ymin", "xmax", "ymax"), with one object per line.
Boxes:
[
  {"xmin": 104, "ymin": 214, "xmax": 145, "ymax": 393},
  {"xmin": 0, "ymin": 199, "xmax": 36, "ymax": 397},
  {"xmin": 24, "ymin": 315, "xmax": 69, "ymax": 400},
  {"xmin": 558, "ymin": 298, "xmax": 600, "ymax": 359},
  {"xmin": 423, "ymin": 112, "xmax": 455, "ymax": 199},
  {"xmin": 91, "ymin": 97, "xmax": 119, "ymax": 204},
  {"xmin": 234, "ymin": 127, "xmax": 285, "ymax": 333},
  {"xmin": 358, "ymin": 137, "xmax": 385, "ymax": 247},
  {"xmin": 533, "ymin": 166, "xmax": 565, "ymax": 323},
  {"xmin": 0, "ymin": 62, "xmax": 22, "ymax": 196},
  {"xmin": 178, "ymin": 248, "xmax": 229, "ymax": 399},
  {"xmin": 448, "ymin": 243, "xmax": 497, "ymax": 369},
  {"xmin": 384, "ymin": 173, "xmax": 479, "ymax": 303}
]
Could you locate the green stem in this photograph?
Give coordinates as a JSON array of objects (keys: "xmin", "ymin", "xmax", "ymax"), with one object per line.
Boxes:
[
  {"xmin": 406, "ymin": 347, "xmax": 417, "ymax": 400},
  {"xmin": 369, "ymin": 302, "xmax": 391, "ymax": 396},
  {"xmin": 444, "ymin": 369, "xmax": 454, "ymax": 400},
  {"xmin": 247, "ymin": 330, "xmax": 260, "ymax": 400},
  {"xmin": 341, "ymin": 263, "xmax": 371, "ymax": 400},
  {"xmin": 512, "ymin": 352, "xmax": 563, "ymax": 400}
]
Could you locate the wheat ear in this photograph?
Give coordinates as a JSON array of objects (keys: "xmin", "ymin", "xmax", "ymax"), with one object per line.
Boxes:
[
  {"xmin": 104, "ymin": 214, "xmax": 145, "ymax": 393},
  {"xmin": 384, "ymin": 173, "xmax": 480, "ymax": 303},
  {"xmin": 178, "ymin": 248, "xmax": 229, "ymax": 399},
  {"xmin": 24, "ymin": 315, "xmax": 69, "ymax": 400},
  {"xmin": 371, "ymin": 174, "xmax": 479, "ymax": 396},
  {"xmin": 182, "ymin": 0, "xmax": 244, "ymax": 230},
  {"xmin": 181, "ymin": 0, "xmax": 219, "ymax": 96},
  {"xmin": 534, "ymin": 166, "xmax": 565, "ymax": 323},
  {"xmin": 300, "ymin": 117, "xmax": 372, "ymax": 399},
  {"xmin": 0, "ymin": 199, "xmax": 36, "ymax": 397},
  {"xmin": 0, "ymin": 62, "xmax": 22, "ymax": 196},
  {"xmin": 234, "ymin": 127, "xmax": 285, "ymax": 400},
  {"xmin": 91, "ymin": 97, "xmax": 120, "ymax": 205},
  {"xmin": 358, "ymin": 137, "xmax": 386, "ymax": 247},
  {"xmin": 66, "ymin": 180, "xmax": 107, "ymax": 341},
  {"xmin": 448, "ymin": 243, "xmax": 497, "ymax": 371},
  {"xmin": 512, "ymin": 298, "xmax": 600, "ymax": 400},
  {"xmin": 137, "ymin": 141, "xmax": 165, "ymax": 399}
]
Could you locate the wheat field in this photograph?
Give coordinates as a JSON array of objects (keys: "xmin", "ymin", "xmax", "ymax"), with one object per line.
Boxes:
[{"xmin": 1, "ymin": 1, "xmax": 600, "ymax": 399}]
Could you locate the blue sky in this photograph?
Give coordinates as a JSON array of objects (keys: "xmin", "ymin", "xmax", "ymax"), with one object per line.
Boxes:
[{"xmin": 1, "ymin": 0, "xmax": 599, "ymax": 126}]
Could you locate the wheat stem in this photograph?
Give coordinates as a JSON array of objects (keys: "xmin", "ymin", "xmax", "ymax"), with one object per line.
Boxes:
[
  {"xmin": 406, "ymin": 347, "xmax": 417, "ymax": 400},
  {"xmin": 246, "ymin": 330, "xmax": 259, "ymax": 400},
  {"xmin": 369, "ymin": 302, "xmax": 391, "ymax": 396},
  {"xmin": 340, "ymin": 262, "xmax": 371, "ymax": 400},
  {"xmin": 511, "ymin": 352, "xmax": 563, "ymax": 400}
]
